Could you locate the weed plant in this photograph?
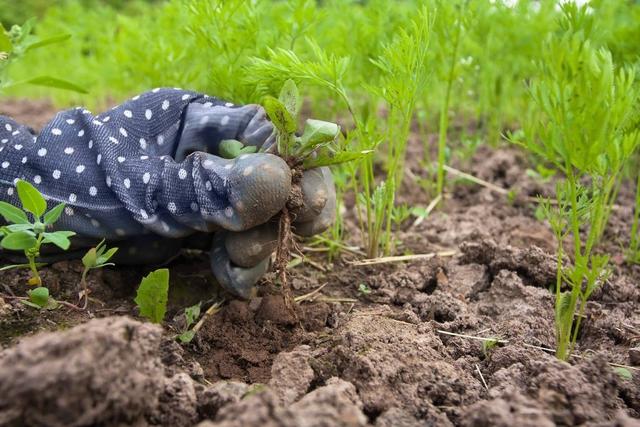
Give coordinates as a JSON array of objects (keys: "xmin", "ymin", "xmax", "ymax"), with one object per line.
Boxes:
[
  {"xmin": 0, "ymin": 180, "xmax": 75, "ymax": 286},
  {"xmin": 0, "ymin": 19, "xmax": 85, "ymax": 95}
]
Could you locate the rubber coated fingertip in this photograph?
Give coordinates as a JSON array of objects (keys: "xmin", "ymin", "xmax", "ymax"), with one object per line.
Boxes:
[
  {"xmin": 294, "ymin": 167, "xmax": 336, "ymax": 237},
  {"xmin": 227, "ymin": 153, "xmax": 291, "ymax": 230},
  {"xmin": 225, "ymin": 223, "xmax": 278, "ymax": 268},
  {"xmin": 296, "ymin": 168, "xmax": 329, "ymax": 223},
  {"xmin": 210, "ymin": 232, "xmax": 270, "ymax": 299}
]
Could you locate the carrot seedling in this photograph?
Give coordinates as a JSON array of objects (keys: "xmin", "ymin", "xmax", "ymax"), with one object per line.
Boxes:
[{"xmin": 518, "ymin": 5, "xmax": 640, "ymax": 361}]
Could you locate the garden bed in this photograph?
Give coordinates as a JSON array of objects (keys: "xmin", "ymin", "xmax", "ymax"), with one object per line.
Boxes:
[{"xmin": 0, "ymin": 100, "xmax": 638, "ymax": 426}]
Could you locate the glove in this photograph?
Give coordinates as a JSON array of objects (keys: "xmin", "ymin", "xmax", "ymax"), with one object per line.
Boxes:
[
  {"xmin": 177, "ymin": 101, "xmax": 336, "ymax": 298},
  {"xmin": 0, "ymin": 88, "xmax": 335, "ymax": 298}
]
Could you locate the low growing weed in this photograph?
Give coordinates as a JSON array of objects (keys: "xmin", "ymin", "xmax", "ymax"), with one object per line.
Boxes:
[
  {"xmin": 80, "ymin": 239, "xmax": 118, "ymax": 309},
  {"xmin": 21, "ymin": 286, "xmax": 58, "ymax": 310},
  {"xmin": 134, "ymin": 268, "xmax": 169, "ymax": 324},
  {"xmin": 0, "ymin": 180, "xmax": 75, "ymax": 286},
  {"xmin": 177, "ymin": 302, "xmax": 201, "ymax": 344}
]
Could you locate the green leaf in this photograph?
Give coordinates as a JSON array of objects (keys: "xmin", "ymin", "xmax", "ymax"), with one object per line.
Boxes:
[
  {"xmin": 0, "ymin": 201, "xmax": 29, "ymax": 224},
  {"xmin": 304, "ymin": 150, "xmax": 374, "ymax": 169},
  {"xmin": 219, "ymin": 139, "xmax": 244, "ymax": 159},
  {"xmin": 184, "ymin": 302, "xmax": 201, "ymax": 328},
  {"xmin": 82, "ymin": 247, "xmax": 97, "ymax": 268},
  {"xmin": 16, "ymin": 180, "xmax": 46, "ymax": 218},
  {"xmin": 23, "ymin": 76, "xmax": 88, "ymax": 94},
  {"xmin": 135, "ymin": 268, "xmax": 169, "ymax": 324},
  {"xmin": 25, "ymin": 34, "xmax": 71, "ymax": 52},
  {"xmin": 42, "ymin": 231, "xmax": 76, "ymax": 250},
  {"xmin": 1, "ymin": 230, "xmax": 37, "ymax": 250},
  {"xmin": 177, "ymin": 330, "xmax": 196, "ymax": 344},
  {"xmin": 299, "ymin": 119, "xmax": 340, "ymax": 149},
  {"xmin": 0, "ymin": 23, "xmax": 12, "ymax": 53},
  {"xmin": 28, "ymin": 287, "xmax": 49, "ymax": 308},
  {"xmin": 614, "ymin": 367, "xmax": 633, "ymax": 380},
  {"xmin": 263, "ymin": 96, "xmax": 296, "ymax": 134},
  {"xmin": 96, "ymin": 247, "xmax": 118, "ymax": 265},
  {"xmin": 482, "ymin": 338, "xmax": 500, "ymax": 356},
  {"xmin": 358, "ymin": 283, "xmax": 371, "ymax": 295},
  {"xmin": 43, "ymin": 203, "xmax": 65, "ymax": 225},
  {"xmin": 6, "ymin": 223, "xmax": 34, "ymax": 232},
  {"xmin": 279, "ymin": 79, "xmax": 301, "ymax": 118}
]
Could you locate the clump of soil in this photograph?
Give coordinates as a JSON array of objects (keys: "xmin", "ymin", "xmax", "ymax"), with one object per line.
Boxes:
[
  {"xmin": 193, "ymin": 295, "xmax": 303, "ymax": 383},
  {"xmin": 0, "ymin": 316, "xmax": 174, "ymax": 426}
]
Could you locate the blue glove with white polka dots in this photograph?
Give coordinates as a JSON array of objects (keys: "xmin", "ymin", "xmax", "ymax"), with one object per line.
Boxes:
[{"xmin": 0, "ymin": 88, "xmax": 335, "ymax": 298}]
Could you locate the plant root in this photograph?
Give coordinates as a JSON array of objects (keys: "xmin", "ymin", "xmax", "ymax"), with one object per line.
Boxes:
[
  {"xmin": 272, "ymin": 161, "xmax": 305, "ymax": 321},
  {"xmin": 275, "ymin": 207, "xmax": 298, "ymax": 320}
]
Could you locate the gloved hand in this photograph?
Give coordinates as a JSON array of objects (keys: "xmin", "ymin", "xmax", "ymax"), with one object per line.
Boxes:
[
  {"xmin": 0, "ymin": 88, "xmax": 335, "ymax": 298},
  {"xmin": 176, "ymin": 100, "xmax": 336, "ymax": 297}
]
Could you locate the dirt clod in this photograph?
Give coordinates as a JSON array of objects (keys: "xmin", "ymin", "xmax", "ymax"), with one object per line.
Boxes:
[
  {"xmin": 199, "ymin": 378, "xmax": 366, "ymax": 427},
  {"xmin": 269, "ymin": 345, "xmax": 315, "ymax": 405},
  {"xmin": 0, "ymin": 317, "xmax": 166, "ymax": 427}
]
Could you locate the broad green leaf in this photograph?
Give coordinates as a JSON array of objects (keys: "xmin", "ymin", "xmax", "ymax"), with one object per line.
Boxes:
[
  {"xmin": 263, "ymin": 96, "xmax": 296, "ymax": 134},
  {"xmin": 28, "ymin": 287, "xmax": 49, "ymax": 308},
  {"xmin": 300, "ymin": 119, "xmax": 340, "ymax": 149},
  {"xmin": 184, "ymin": 302, "xmax": 201, "ymax": 327},
  {"xmin": 0, "ymin": 23, "xmax": 11, "ymax": 53},
  {"xmin": 304, "ymin": 150, "xmax": 373, "ymax": 169},
  {"xmin": 16, "ymin": 180, "xmax": 46, "ymax": 218},
  {"xmin": 0, "ymin": 201, "xmax": 29, "ymax": 224},
  {"xmin": 135, "ymin": 268, "xmax": 169, "ymax": 324},
  {"xmin": 82, "ymin": 247, "xmax": 97, "ymax": 268},
  {"xmin": 42, "ymin": 231, "xmax": 76, "ymax": 250},
  {"xmin": 279, "ymin": 79, "xmax": 301, "ymax": 118},
  {"xmin": 24, "ymin": 76, "xmax": 88, "ymax": 94},
  {"xmin": 96, "ymin": 247, "xmax": 118, "ymax": 265},
  {"xmin": 178, "ymin": 330, "xmax": 196, "ymax": 344},
  {"xmin": 25, "ymin": 34, "xmax": 71, "ymax": 52},
  {"xmin": 6, "ymin": 223, "xmax": 34, "ymax": 232},
  {"xmin": 219, "ymin": 139, "xmax": 244, "ymax": 159},
  {"xmin": 43, "ymin": 203, "xmax": 65, "ymax": 225},
  {"xmin": 1, "ymin": 230, "xmax": 37, "ymax": 250}
]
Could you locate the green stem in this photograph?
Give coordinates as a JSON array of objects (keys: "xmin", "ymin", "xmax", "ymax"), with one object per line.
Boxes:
[
  {"xmin": 27, "ymin": 254, "xmax": 41, "ymax": 285},
  {"xmin": 569, "ymin": 292, "xmax": 588, "ymax": 356},
  {"xmin": 436, "ymin": 16, "xmax": 462, "ymax": 198},
  {"xmin": 27, "ymin": 233, "xmax": 45, "ymax": 285}
]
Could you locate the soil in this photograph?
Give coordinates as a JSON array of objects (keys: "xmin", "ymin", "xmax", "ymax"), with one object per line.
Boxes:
[{"xmin": 1, "ymin": 99, "xmax": 639, "ymax": 427}]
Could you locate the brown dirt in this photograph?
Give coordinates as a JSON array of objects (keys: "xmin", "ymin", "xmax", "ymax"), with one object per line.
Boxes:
[
  {"xmin": 0, "ymin": 98, "xmax": 58, "ymax": 131},
  {"xmin": 0, "ymin": 100, "xmax": 639, "ymax": 426}
]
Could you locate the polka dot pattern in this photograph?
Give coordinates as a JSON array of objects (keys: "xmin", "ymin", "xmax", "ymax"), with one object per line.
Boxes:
[{"xmin": 0, "ymin": 88, "xmax": 275, "ymax": 247}]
